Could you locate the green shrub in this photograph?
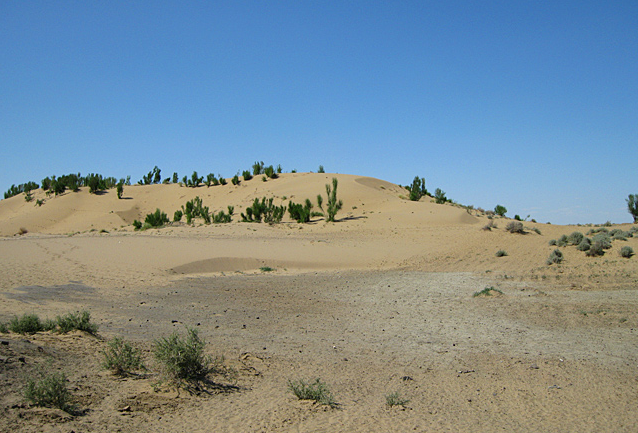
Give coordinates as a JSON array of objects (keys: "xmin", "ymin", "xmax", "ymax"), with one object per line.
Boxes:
[
  {"xmin": 242, "ymin": 170, "xmax": 253, "ymax": 181},
  {"xmin": 531, "ymin": 227, "xmax": 542, "ymax": 235},
  {"xmin": 557, "ymin": 234, "xmax": 569, "ymax": 247},
  {"xmin": 592, "ymin": 233, "xmax": 612, "ymax": 249},
  {"xmin": 116, "ymin": 181, "xmax": 124, "ymax": 199},
  {"xmin": 586, "ymin": 241, "xmax": 605, "ymax": 257},
  {"xmin": 153, "ymin": 327, "xmax": 223, "ymax": 389},
  {"xmin": 35, "ymin": 198, "xmax": 45, "ymax": 207},
  {"xmin": 434, "ymin": 188, "xmax": 447, "ymax": 204},
  {"xmin": 9, "ymin": 313, "xmax": 43, "ymax": 334},
  {"xmin": 473, "ymin": 286, "xmax": 503, "ymax": 297},
  {"xmin": 264, "ymin": 165, "xmax": 278, "ymax": 179},
  {"xmin": 56, "ymin": 311, "xmax": 98, "ymax": 335},
  {"xmin": 548, "ymin": 239, "xmax": 557, "ymax": 246},
  {"xmin": 144, "ymin": 209, "xmax": 169, "ymax": 228},
  {"xmin": 212, "ymin": 208, "xmax": 233, "ymax": 224},
  {"xmin": 231, "ymin": 174, "xmax": 240, "ymax": 185},
  {"xmin": 288, "ymin": 199, "xmax": 314, "ymax": 223},
  {"xmin": 620, "ymin": 246, "xmax": 634, "ymax": 258},
  {"xmin": 495, "ymin": 250, "xmax": 508, "ymax": 257},
  {"xmin": 505, "ymin": 221, "xmax": 524, "ymax": 234},
  {"xmin": 174, "ymin": 210, "xmax": 183, "ymax": 222},
  {"xmin": 24, "ymin": 368, "xmax": 73, "ymax": 412},
  {"xmin": 408, "ymin": 176, "xmax": 427, "ymax": 201},
  {"xmin": 494, "ymin": 205, "xmax": 507, "ymax": 217},
  {"xmin": 0, "ymin": 322, "xmax": 7, "ymax": 333},
  {"xmin": 252, "ymin": 161, "xmax": 264, "ymax": 175},
  {"xmin": 24, "ymin": 190, "xmax": 34, "ymax": 202},
  {"xmin": 514, "ymin": 214, "xmax": 522, "ymax": 221},
  {"xmin": 241, "ymin": 197, "xmax": 284, "ymax": 223},
  {"xmin": 288, "ymin": 378, "xmax": 336, "ymax": 407},
  {"xmin": 102, "ymin": 337, "xmax": 145, "ymax": 376},
  {"xmin": 611, "ymin": 230, "xmax": 628, "ymax": 241},
  {"xmin": 182, "ymin": 196, "xmax": 210, "ymax": 224},
  {"xmin": 259, "ymin": 266, "xmax": 274, "ymax": 272},
  {"xmin": 577, "ymin": 238, "xmax": 592, "ymax": 251},
  {"xmin": 568, "ymin": 231, "xmax": 584, "ymax": 245},
  {"xmin": 219, "ymin": 176, "xmax": 227, "ymax": 185},
  {"xmin": 385, "ymin": 391, "xmax": 410, "ymax": 408},
  {"xmin": 325, "ymin": 178, "xmax": 343, "ymax": 222},
  {"xmin": 172, "ymin": 172, "xmax": 178, "ymax": 184},
  {"xmin": 546, "ymin": 249, "xmax": 563, "ymax": 265},
  {"xmin": 132, "ymin": 220, "xmax": 142, "ymax": 230},
  {"xmin": 317, "ymin": 165, "xmax": 325, "ymax": 173}
]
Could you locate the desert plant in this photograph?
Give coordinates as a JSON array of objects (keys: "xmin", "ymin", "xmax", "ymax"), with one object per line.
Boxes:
[
  {"xmin": 182, "ymin": 197, "xmax": 210, "ymax": 224},
  {"xmin": 231, "ymin": 174, "xmax": 240, "ymax": 185},
  {"xmin": 205, "ymin": 173, "xmax": 218, "ymax": 187},
  {"xmin": 325, "ymin": 177, "xmax": 343, "ymax": 222},
  {"xmin": 219, "ymin": 175, "xmax": 227, "ymax": 185},
  {"xmin": 577, "ymin": 238, "xmax": 592, "ymax": 251},
  {"xmin": 102, "ymin": 337, "xmax": 145, "ymax": 376},
  {"xmin": 252, "ymin": 161, "xmax": 264, "ymax": 175},
  {"xmin": 24, "ymin": 190, "xmax": 34, "ymax": 202},
  {"xmin": 586, "ymin": 241, "xmax": 605, "ymax": 257},
  {"xmin": 277, "ymin": 164, "xmax": 282, "ymax": 174},
  {"xmin": 627, "ymin": 194, "xmax": 638, "ymax": 223},
  {"xmin": 172, "ymin": 172, "xmax": 178, "ymax": 184},
  {"xmin": 385, "ymin": 391, "xmax": 410, "ymax": 408},
  {"xmin": 174, "ymin": 210, "xmax": 183, "ymax": 222},
  {"xmin": 546, "ymin": 249, "xmax": 564, "ymax": 265},
  {"xmin": 56, "ymin": 311, "xmax": 98, "ymax": 335},
  {"xmin": 408, "ymin": 176, "xmax": 427, "ymax": 201},
  {"xmin": 242, "ymin": 170, "xmax": 253, "ymax": 181},
  {"xmin": 288, "ymin": 199, "xmax": 315, "ymax": 223},
  {"xmin": 473, "ymin": 286, "xmax": 503, "ymax": 297},
  {"xmin": 531, "ymin": 227, "xmax": 542, "ymax": 235},
  {"xmin": 592, "ymin": 232, "xmax": 612, "ymax": 249},
  {"xmin": 212, "ymin": 208, "xmax": 233, "ymax": 223},
  {"xmin": 434, "ymin": 188, "xmax": 447, "ymax": 204},
  {"xmin": 505, "ymin": 221, "xmax": 524, "ymax": 234},
  {"xmin": 144, "ymin": 208, "xmax": 170, "ymax": 228},
  {"xmin": 116, "ymin": 181, "xmax": 124, "ymax": 199},
  {"xmin": 241, "ymin": 197, "xmax": 284, "ymax": 223},
  {"xmin": 24, "ymin": 367, "xmax": 73, "ymax": 412},
  {"xmin": 264, "ymin": 165, "xmax": 278, "ymax": 179},
  {"xmin": 189, "ymin": 171, "xmax": 203, "ymax": 188},
  {"xmin": 514, "ymin": 214, "xmax": 522, "ymax": 221},
  {"xmin": 288, "ymin": 378, "xmax": 336, "ymax": 407},
  {"xmin": 153, "ymin": 327, "xmax": 222, "ymax": 390},
  {"xmin": 259, "ymin": 266, "xmax": 274, "ymax": 272},
  {"xmin": 495, "ymin": 250, "xmax": 508, "ymax": 257},
  {"xmin": 317, "ymin": 165, "xmax": 325, "ymax": 173},
  {"xmin": 557, "ymin": 234, "xmax": 569, "ymax": 247},
  {"xmin": 620, "ymin": 246, "xmax": 634, "ymax": 258},
  {"xmin": 548, "ymin": 239, "xmax": 557, "ymax": 246},
  {"xmin": 566, "ymin": 232, "xmax": 583, "ymax": 245},
  {"xmin": 494, "ymin": 205, "xmax": 507, "ymax": 217},
  {"xmin": 9, "ymin": 313, "xmax": 43, "ymax": 334},
  {"xmin": 0, "ymin": 322, "xmax": 7, "ymax": 333},
  {"xmin": 132, "ymin": 220, "xmax": 142, "ymax": 230}
]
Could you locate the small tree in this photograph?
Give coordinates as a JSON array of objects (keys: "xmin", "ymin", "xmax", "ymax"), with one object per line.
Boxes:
[
  {"xmin": 318, "ymin": 165, "xmax": 325, "ymax": 173},
  {"xmin": 408, "ymin": 176, "xmax": 427, "ymax": 201},
  {"xmin": 325, "ymin": 177, "xmax": 343, "ymax": 222},
  {"xmin": 172, "ymin": 172, "xmax": 178, "ymax": 184},
  {"xmin": 434, "ymin": 188, "xmax": 447, "ymax": 204},
  {"xmin": 627, "ymin": 194, "xmax": 638, "ymax": 223},
  {"xmin": 116, "ymin": 181, "xmax": 124, "ymax": 199},
  {"xmin": 494, "ymin": 205, "xmax": 507, "ymax": 217}
]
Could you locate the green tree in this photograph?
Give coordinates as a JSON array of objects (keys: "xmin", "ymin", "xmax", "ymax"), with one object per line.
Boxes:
[
  {"xmin": 409, "ymin": 176, "xmax": 427, "ymax": 201},
  {"xmin": 627, "ymin": 194, "xmax": 638, "ymax": 223},
  {"xmin": 494, "ymin": 205, "xmax": 507, "ymax": 217},
  {"xmin": 325, "ymin": 177, "xmax": 343, "ymax": 222},
  {"xmin": 434, "ymin": 188, "xmax": 447, "ymax": 204}
]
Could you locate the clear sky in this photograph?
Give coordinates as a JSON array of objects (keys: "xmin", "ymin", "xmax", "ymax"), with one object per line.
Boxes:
[{"xmin": 1, "ymin": 1, "xmax": 636, "ymax": 225}]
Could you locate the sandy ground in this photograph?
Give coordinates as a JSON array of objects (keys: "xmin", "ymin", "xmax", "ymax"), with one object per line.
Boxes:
[{"xmin": 1, "ymin": 173, "xmax": 637, "ymax": 432}]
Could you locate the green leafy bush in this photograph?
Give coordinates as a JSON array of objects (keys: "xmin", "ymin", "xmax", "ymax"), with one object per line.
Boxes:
[
  {"xmin": 288, "ymin": 199, "xmax": 314, "ymax": 223},
  {"xmin": 473, "ymin": 286, "xmax": 503, "ymax": 297},
  {"xmin": 242, "ymin": 170, "xmax": 253, "ymax": 181},
  {"xmin": 546, "ymin": 249, "xmax": 563, "ymax": 265},
  {"xmin": 494, "ymin": 205, "xmax": 507, "ymax": 217},
  {"xmin": 592, "ymin": 233, "xmax": 612, "ymax": 249},
  {"xmin": 116, "ymin": 181, "xmax": 124, "ymax": 199},
  {"xmin": 9, "ymin": 314, "xmax": 44, "ymax": 334},
  {"xmin": 317, "ymin": 165, "xmax": 325, "ymax": 173},
  {"xmin": 325, "ymin": 178, "xmax": 343, "ymax": 222},
  {"xmin": 620, "ymin": 246, "xmax": 634, "ymax": 258},
  {"xmin": 434, "ymin": 188, "xmax": 447, "ymax": 204},
  {"xmin": 102, "ymin": 337, "xmax": 145, "ymax": 376},
  {"xmin": 264, "ymin": 165, "xmax": 278, "ymax": 179},
  {"xmin": 408, "ymin": 176, "xmax": 427, "ymax": 201},
  {"xmin": 133, "ymin": 220, "xmax": 142, "ymax": 230},
  {"xmin": 568, "ymin": 231, "xmax": 584, "ymax": 245},
  {"xmin": 174, "ymin": 210, "xmax": 183, "ymax": 222},
  {"xmin": 231, "ymin": 174, "xmax": 240, "ymax": 185},
  {"xmin": 56, "ymin": 311, "xmax": 98, "ymax": 335},
  {"xmin": 144, "ymin": 209, "xmax": 170, "ymax": 228},
  {"xmin": 241, "ymin": 197, "xmax": 285, "ymax": 223},
  {"xmin": 557, "ymin": 234, "xmax": 569, "ymax": 247},
  {"xmin": 24, "ymin": 368, "xmax": 73, "ymax": 412},
  {"xmin": 495, "ymin": 250, "xmax": 508, "ymax": 257},
  {"xmin": 252, "ymin": 161, "xmax": 264, "ymax": 175},
  {"xmin": 288, "ymin": 378, "xmax": 336, "ymax": 407},
  {"xmin": 182, "ymin": 197, "xmax": 210, "ymax": 224},
  {"xmin": 577, "ymin": 238, "xmax": 592, "ymax": 251}
]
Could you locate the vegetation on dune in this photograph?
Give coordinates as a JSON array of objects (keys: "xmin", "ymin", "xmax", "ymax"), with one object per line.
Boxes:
[
  {"xmin": 494, "ymin": 205, "xmax": 507, "ymax": 217},
  {"xmin": 102, "ymin": 336, "xmax": 146, "ymax": 376},
  {"xmin": 324, "ymin": 177, "xmax": 343, "ymax": 222},
  {"xmin": 408, "ymin": 176, "xmax": 428, "ymax": 201},
  {"xmin": 241, "ymin": 197, "xmax": 285, "ymax": 223},
  {"xmin": 627, "ymin": 194, "xmax": 638, "ymax": 223},
  {"xmin": 134, "ymin": 208, "xmax": 169, "ymax": 230},
  {"xmin": 288, "ymin": 378, "xmax": 337, "ymax": 407},
  {"xmin": 546, "ymin": 249, "xmax": 564, "ymax": 265},
  {"xmin": 24, "ymin": 366, "xmax": 74, "ymax": 413}
]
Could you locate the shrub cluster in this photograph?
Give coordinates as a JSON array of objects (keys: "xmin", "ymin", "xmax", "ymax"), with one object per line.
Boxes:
[
  {"xmin": 3, "ymin": 311, "xmax": 98, "ymax": 335},
  {"xmin": 546, "ymin": 249, "xmax": 564, "ymax": 265},
  {"xmin": 505, "ymin": 221, "xmax": 524, "ymax": 234},
  {"xmin": 288, "ymin": 378, "xmax": 337, "ymax": 407},
  {"xmin": 133, "ymin": 208, "xmax": 169, "ymax": 230},
  {"xmin": 408, "ymin": 176, "xmax": 428, "ymax": 201},
  {"xmin": 241, "ymin": 197, "xmax": 285, "ymax": 223},
  {"xmin": 102, "ymin": 337, "xmax": 146, "ymax": 376},
  {"xmin": 139, "ymin": 166, "xmax": 162, "ymax": 185}
]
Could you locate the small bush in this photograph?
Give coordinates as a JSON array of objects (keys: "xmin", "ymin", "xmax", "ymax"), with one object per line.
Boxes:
[
  {"xmin": 620, "ymin": 246, "xmax": 634, "ymax": 258},
  {"xmin": 317, "ymin": 165, "xmax": 325, "ymax": 173},
  {"xmin": 568, "ymin": 231, "xmax": 584, "ymax": 245},
  {"xmin": 153, "ymin": 327, "xmax": 222, "ymax": 389},
  {"xmin": 35, "ymin": 198, "xmax": 45, "ymax": 207},
  {"xmin": 556, "ymin": 234, "xmax": 569, "ymax": 247},
  {"xmin": 325, "ymin": 178, "xmax": 343, "ymax": 222},
  {"xmin": 288, "ymin": 378, "xmax": 336, "ymax": 407},
  {"xmin": 546, "ymin": 249, "xmax": 563, "ymax": 265},
  {"xmin": 231, "ymin": 174, "xmax": 240, "ymax": 185},
  {"xmin": 182, "ymin": 196, "xmax": 211, "ymax": 224},
  {"xmin": 174, "ymin": 210, "xmax": 183, "ymax": 222},
  {"xmin": 434, "ymin": 188, "xmax": 447, "ymax": 204},
  {"xmin": 56, "ymin": 311, "xmax": 98, "ymax": 335},
  {"xmin": 548, "ymin": 239, "xmax": 557, "ymax": 246},
  {"xmin": 592, "ymin": 233, "xmax": 612, "ymax": 249},
  {"xmin": 0, "ymin": 322, "xmax": 7, "ymax": 333},
  {"xmin": 102, "ymin": 337, "xmax": 145, "ymax": 376},
  {"xmin": 531, "ymin": 227, "xmax": 541, "ymax": 235},
  {"xmin": 132, "ymin": 220, "xmax": 142, "ymax": 230},
  {"xmin": 385, "ymin": 391, "xmax": 410, "ymax": 408},
  {"xmin": 586, "ymin": 241, "xmax": 605, "ymax": 257},
  {"xmin": 495, "ymin": 250, "xmax": 508, "ymax": 257},
  {"xmin": 24, "ymin": 368, "xmax": 73, "ymax": 412},
  {"xmin": 241, "ymin": 197, "xmax": 285, "ymax": 224},
  {"xmin": 408, "ymin": 176, "xmax": 427, "ymax": 201},
  {"xmin": 252, "ymin": 161, "xmax": 264, "ymax": 175},
  {"xmin": 505, "ymin": 221, "xmax": 524, "ymax": 234},
  {"xmin": 9, "ymin": 313, "xmax": 43, "ymax": 334},
  {"xmin": 264, "ymin": 165, "xmax": 278, "ymax": 179},
  {"xmin": 473, "ymin": 286, "xmax": 503, "ymax": 297},
  {"xmin": 116, "ymin": 182, "xmax": 124, "ymax": 199},
  {"xmin": 259, "ymin": 266, "xmax": 274, "ymax": 272},
  {"xmin": 288, "ymin": 199, "xmax": 315, "ymax": 223},
  {"xmin": 577, "ymin": 238, "xmax": 592, "ymax": 251},
  {"xmin": 242, "ymin": 170, "xmax": 253, "ymax": 181},
  {"xmin": 494, "ymin": 205, "xmax": 507, "ymax": 217}
]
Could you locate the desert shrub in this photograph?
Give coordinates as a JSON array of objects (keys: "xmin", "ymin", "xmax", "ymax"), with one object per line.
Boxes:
[
  {"xmin": 473, "ymin": 286, "xmax": 503, "ymax": 297},
  {"xmin": 317, "ymin": 165, "xmax": 325, "ymax": 173},
  {"xmin": 205, "ymin": 173, "xmax": 218, "ymax": 187},
  {"xmin": 41, "ymin": 177, "xmax": 52, "ymax": 191},
  {"xmin": 385, "ymin": 391, "xmax": 410, "ymax": 408},
  {"xmin": 627, "ymin": 194, "xmax": 638, "ymax": 223},
  {"xmin": 24, "ymin": 367, "xmax": 73, "ymax": 412},
  {"xmin": 212, "ymin": 208, "xmax": 233, "ymax": 224},
  {"xmin": 24, "ymin": 190, "xmax": 34, "ymax": 202},
  {"xmin": 264, "ymin": 165, "xmax": 278, "ymax": 179},
  {"xmin": 288, "ymin": 378, "xmax": 336, "ymax": 407},
  {"xmin": 242, "ymin": 170, "xmax": 253, "ymax": 181},
  {"xmin": 231, "ymin": 174, "xmax": 240, "ymax": 185},
  {"xmin": 132, "ymin": 220, "xmax": 142, "ymax": 230},
  {"xmin": 144, "ymin": 208, "xmax": 170, "ymax": 228},
  {"xmin": 102, "ymin": 337, "xmax": 145, "ymax": 376},
  {"xmin": 577, "ymin": 237, "xmax": 592, "ymax": 251},
  {"xmin": 620, "ymin": 246, "xmax": 634, "ymax": 258},
  {"xmin": 288, "ymin": 199, "xmax": 315, "ymax": 223},
  {"xmin": 189, "ymin": 171, "xmax": 203, "ymax": 188},
  {"xmin": 505, "ymin": 221, "xmax": 524, "ymax": 234},
  {"xmin": 557, "ymin": 234, "xmax": 569, "ymax": 247},
  {"xmin": 153, "ymin": 327, "xmax": 223, "ymax": 389},
  {"xmin": 260, "ymin": 266, "xmax": 274, "ymax": 272},
  {"xmin": 139, "ymin": 166, "xmax": 161, "ymax": 185},
  {"xmin": 434, "ymin": 188, "xmax": 447, "ymax": 204},
  {"xmin": 174, "ymin": 210, "xmax": 183, "ymax": 222},
  {"xmin": 408, "ymin": 176, "xmax": 427, "ymax": 201},
  {"xmin": 252, "ymin": 161, "xmax": 264, "ymax": 175},
  {"xmin": 182, "ymin": 197, "xmax": 210, "ymax": 224},
  {"xmin": 586, "ymin": 241, "xmax": 605, "ymax": 257},
  {"xmin": 592, "ymin": 233, "xmax": 612, "ymax": 249},
  {"xmin": 546, "ymin": 249, "xmax": 563, "ymax": 265},
  {"xmin": 277, "ymin": 164, "xmax": 283, "ymax": 174},
  {"xmin": 116, "ymin": 181, "xmax": 124, "ymax": 199},
  {"xmin": 531, "ymin": 227, "xmax": 541, "ymax": 235},
  {"xmin": 241, "ymin": 197, "xmax": 284, "ymax": 223},
  {"xmin": 514, "ymin": 214, "xmax": 522, "ymax": 221},
  {"xmin": 172, "ymin": 172, "xmax": 178, "ymax": 184},
  {"xmin": 568, "ymin": 231, "xmax": 584, "ymax": 245},
  {"xmin": 9, "ymin": 313, "xmax": 43, "ymax": 334},
  {"xmin": 219, "ymin": 176, "xmax": 227, "ymax": 185},
  {"xmin": 611, "ymin": 230, "xmax": 628, "ymax": 241},
  {"xmin": 0, "ymin": 322, "xmax": 7, "ymax": 333},
  {"xmin": 548, "ymin": 239, "xmax": 557, "ymax": 246},
  {"xmin": 494, "ymin": 205, "xmax": 507, "ymax": 217},
  {"xmin": 51, "ymin": 179, "xmax": 66, "ymax": 196},
  {"xmin": 495, "ymin": 250, "xmax": 508, "ymax": 257},
  {"xmin": 56, "ymin": 311, "xmax": 98, "ymax": 335},
  {"xmin": 325, "ymin": 178, "xmax": 343, "ymax": 222}
]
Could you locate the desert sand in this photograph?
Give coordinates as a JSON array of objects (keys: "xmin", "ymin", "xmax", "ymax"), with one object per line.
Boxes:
[{"xmin": 1, "ymin": 172, "xmax": 637, "ymax": 432}]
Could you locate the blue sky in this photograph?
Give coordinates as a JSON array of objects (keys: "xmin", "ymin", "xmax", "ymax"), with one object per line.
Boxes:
[{"xmin": 1, "ymin": 1, "xmax": 636, "ymax": 225}]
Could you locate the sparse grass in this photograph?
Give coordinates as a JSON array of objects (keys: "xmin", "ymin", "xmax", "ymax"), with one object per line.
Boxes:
[
  {"xmin": 102, "ymin": 336, "xmax": 146, "ymax": 376},
  {"xmin": 24, "ymin": 364, "xmax": 73, "ymax": 413},
  {"xmin": 288, "ymin": 378, "xmax": 337, "ymax": 407},
  {"xmin": 473, "ymin": 286, "xmax": 503, "ymax": 297},
  {"xmin": 385, "ymin": 391, "xmax": 410, "ymax": 408},
  {"xmin": 546, "ymin": 249, "xmax": 564, "ymax": 265},
  {"xmin": 56, "ymin": 311, "xmax": 98, "ymax": 335},
  {"xmin": 495, "ymin": 250, "xmax": 508, "ymax": 257}
]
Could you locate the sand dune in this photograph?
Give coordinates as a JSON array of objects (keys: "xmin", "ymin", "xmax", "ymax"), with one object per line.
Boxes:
[{"xmin": 0, "ymin": 172, "xmax": 637, "ymax": 432}]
